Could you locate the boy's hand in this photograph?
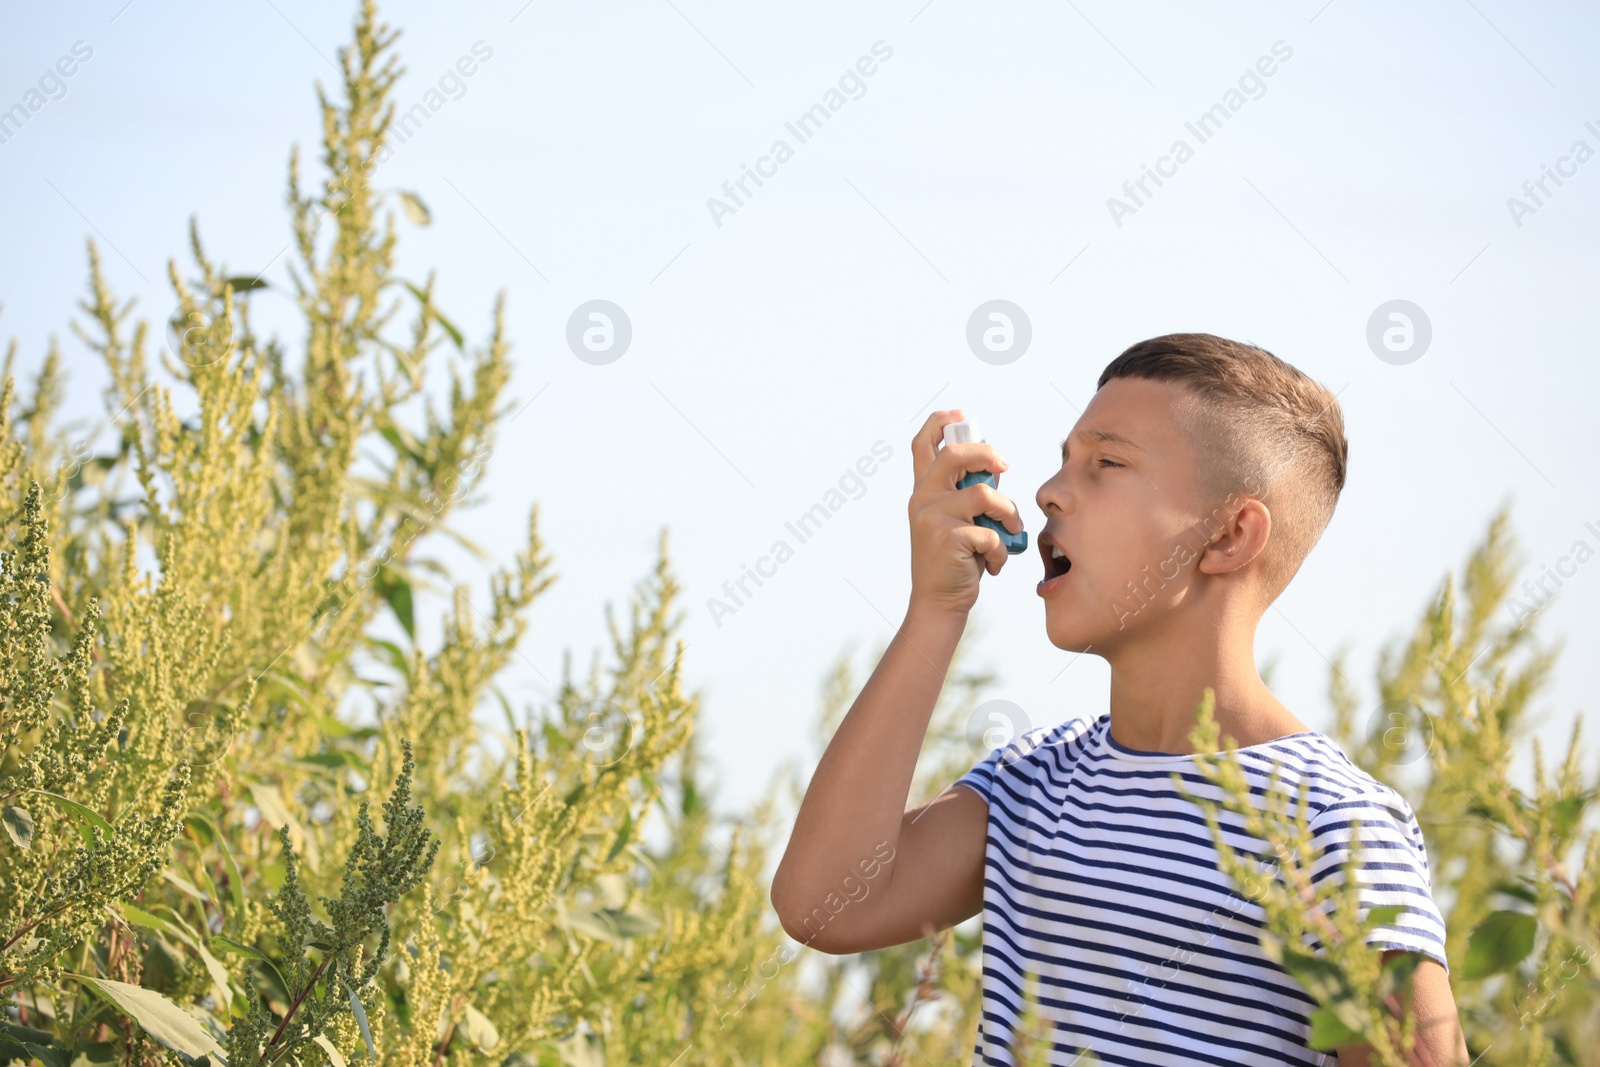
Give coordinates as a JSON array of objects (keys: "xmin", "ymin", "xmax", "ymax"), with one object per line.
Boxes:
[{"xmin": 907, "ymin": 409, "xmax": 1026, "ymax": 617}]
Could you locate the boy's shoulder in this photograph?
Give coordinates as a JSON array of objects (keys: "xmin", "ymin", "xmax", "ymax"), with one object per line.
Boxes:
[
  {"xmin": 1228, "ymin": 727, "xmax": 1420, "ymax": 825},
  {"xmin": 984, "ymin": 711, "xmax": 1418, "ymax": 823},
  {"xmin": 994, "ymin": 711, "xmax": 1105, "ymax": 766},
  {"xmin": 1200, "ymin": 728, "xmax": 1432, "ymax": 859}
]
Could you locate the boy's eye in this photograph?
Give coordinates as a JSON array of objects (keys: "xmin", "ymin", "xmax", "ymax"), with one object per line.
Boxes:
[{"xmin": 1061, "ymin": 451, "xmax": 1124, "ymax": 469}]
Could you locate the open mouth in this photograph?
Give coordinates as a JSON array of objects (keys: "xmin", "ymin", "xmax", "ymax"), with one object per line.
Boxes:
[{"xmin": 1041, "ymin": 542, "xmax": 1072, "ymax": 579}]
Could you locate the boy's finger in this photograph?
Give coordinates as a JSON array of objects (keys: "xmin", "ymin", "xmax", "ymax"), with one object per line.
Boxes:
[
  {"xmin": 931, "ymin": 442, "xmax": 1008, "ymax": 491},
  {"xmin": 954, "ymin": 483, "xmax": 1023, "ymax": 534},
  {"xmin": 960, "ymin": 526, "xmax": 1006, "ymax": 575},
  {"xmin": 910, "ymin": 408, "xmax": 965, "ymax": 485}
]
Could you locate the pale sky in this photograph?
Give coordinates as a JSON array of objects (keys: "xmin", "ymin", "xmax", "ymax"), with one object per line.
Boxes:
[{"xmin": 2, "ymin": 0, "xmax": 1596, "ymax": 828}]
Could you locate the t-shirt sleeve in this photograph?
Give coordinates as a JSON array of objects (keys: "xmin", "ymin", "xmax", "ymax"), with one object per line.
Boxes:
[
  {"xmin": 951, "ymin": 722, "xmax": 1060, "ymax": 805},
  {"xmin": 952, "ymin": 744, "xmax": 1004, "ymax": 805},
  {"xmin": 1308, "ymin": 790, "xmax": 1450, "ymax": 972}
]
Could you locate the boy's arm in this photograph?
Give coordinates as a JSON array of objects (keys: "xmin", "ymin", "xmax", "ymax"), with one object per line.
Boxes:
[
  {"xmin": 770, "ymin": 607, "xmax": 989, "ymax": 954},
  {"xmin": 1335, "ymin": 954, "xmax": 1469, "ymax": 1067},
  {"xmin": 769, "ymin": 409, "xmax": 1024, "ymax": 955}
]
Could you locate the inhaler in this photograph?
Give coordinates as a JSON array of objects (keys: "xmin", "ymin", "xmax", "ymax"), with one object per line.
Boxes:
[{"xmin": 942, "ymin": 419, "xmax": 1028, "ymax": 555}]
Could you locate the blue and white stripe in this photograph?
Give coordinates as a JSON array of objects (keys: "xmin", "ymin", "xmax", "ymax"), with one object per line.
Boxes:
[{"xmin": 952, "ymin": 712, "xmax": 1448, "ymax": 1066}]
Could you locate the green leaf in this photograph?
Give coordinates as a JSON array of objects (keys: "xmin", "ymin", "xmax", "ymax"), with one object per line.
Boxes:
[
  {"xmin": 1377, "ymin": 950, "xmax": 1425, "ymax": 1001},
  {"xmin": 199, "ymin": 851, "xmax": 232, "ymax": 914},
  {"xmin": 397, "ymin": 191, "xmax": 431, "ymax": 226},
  {"xmin": 70, "ymin": 973, "xmax": 229, "ymax": 1066},
  {"xmin": 432, "ymin": 306, "xmax": 464, "ymax": 349},
  {"xmin": 605, "ymin": 811, "xmax": 633, "ymax": 864},
  {"xmin": 435, "ymin": 313, "xmax": 467, "ymax": 350},
  {"xmin": 564, "ymin": 904, "xmax": 659, "ymax": 943},
  {"xmin": 209, "ymin": 935, "xmax": 290, "ymax": 995},
  {"xmin": 1496, "ymin": 880, "xmax": 1538, "ymax": 905},
  {"xmin": 2, "ymin": 1025, "xmax": 62, "ymax": 1067},
  {"xmin": 459, "ymin": 1004, "xmax": 500, "ymax": 1053},
  {"xmin": 311, "ymin": 712, "xmax": 380, "ymax": 743},
  {"xmin": 551, "ymin": 1030, "xmax": 605, "ymax": 1067},
  {"xmin": 430, "ymin": 522, "xmax": 489, "ymax": 561},
  {"xmin": 376, "ymin": 419, "xmax": 427, "ymax": 466},
  {"xmin": 375, "ymin": 565, "xmax": 415, "ymax": 641},
  {"xmin": 1306, "ymin": 1005, "xmax": 1363, "ymax": 1050},
  {"xmin": 1464, "ymin": 910, "xmax": 1537, "ymax": 978},
  {"xmin": 162, "ymin": 868, "xmax": 210, "ymax": 903},
  {"xmin": 366, "ymin": 638, "xmax": 412, "ymax": 680},
  {"xmin": 1259, "ymin": 933, "xmax": 1349, "ymax": 1005},
  {"xmin": 259, "ymin": 859, "xmax": 286, "ymax": 891},
  {"xmin": 244, "ymin": 779, "xmax": 317, "ymax": 874},
  {"xmin": 152, "ymin": 903, "xmax": 204, "ymax": 943},
  {"xmin": 223, "ymin": 275, "xmax": 270, "ymax": 292},
  {"xmin": 492, "ymin": 685, "xmax": 519, "ymax": 738},
  {"xmin": 292, "ymin": 749, "xmax": 370, "ymax": 773},
  {"xmin": 198, "ymin": 952, "xmax": 235, "ymax": 1015},
  {"xmin": 30, "ymin": 790, "xmax": 112, "ymax": 848},
  {"xmin": 121, "ymin": 902, "xmax": 184, "ymax": 941},
  {"xmin": 3, "ymin": 805, "xmax": 34, "ymax": 849},
  {"xmin": 65, "ymin": 454, "xmax": 119, "ymax": 492},
  {"xmin": 400, "ymin": 279, "xmax": 465, "ymax": 349},
  {"xmin": 313, "ymin": 1033, "xmax": 348, "ymax": 1067},
  {"xmin": 1362, "ymin": 904, "xmax": 1407, "ymax": 930},
  {"xmin": 183, "ymin": 814, "xmax": 215, "ymax": 847},
  {"xmin": 207, "ymin": 934, "xmax": 267, "ymax": 962},
  {"xmin": 374, "ymin": 337, "xmax": 425, "ymax": 391},
  {"xmin": 261, "ymin": 670, "xmax": 322, "ymax": 718},
  {"xmin": 29, "ymin": 1042, "xmax": 72, "ymax": 1067},
  {"xmin": 68, "ymin": 1039, "xmax": 120, "ymax": 1065},
  {"xmin": 1551, "ymin": 791, "xmax": 1593, "ymax": 840},
  {"xmin": 542, "ymin": 720, "xmax": 571, "ymax": 757},
  {"xmin": 159, "ymin": 912, "xmax": 233, "ymax": 1013},
  {"xmin": 347, "ymin": 982, "xmax": 376, "ymax": 1065},
  {"xmin": 314, "ymin": 711, "xmax": 357, "ymax": 738},
  {"xmin": 1, "ymin": 1022, "xmax": 58, "ymax": 1046},
  {"xmin": 2, "ymin": 1037, "xmax": 71, "ymax": 1067},
  {"xmin": 188, "ymin": 812, "xmax": 246, "ymax": 916}
]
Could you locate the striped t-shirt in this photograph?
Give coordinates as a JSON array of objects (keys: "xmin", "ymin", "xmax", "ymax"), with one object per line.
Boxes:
[{"xmin": 952, "ymin": 711, "xmax": 1448, "ymax": 1067}]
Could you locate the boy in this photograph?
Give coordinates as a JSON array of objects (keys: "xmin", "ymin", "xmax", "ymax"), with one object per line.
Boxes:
[{"xmin": 770, "ymin": 334, "xmax": 1466, "ymax": 1065}]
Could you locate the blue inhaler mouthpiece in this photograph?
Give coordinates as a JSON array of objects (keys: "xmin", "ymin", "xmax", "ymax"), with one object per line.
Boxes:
[{"xmin": 943, "ymin": 418, "xmax": 1028, "ymax": 555}]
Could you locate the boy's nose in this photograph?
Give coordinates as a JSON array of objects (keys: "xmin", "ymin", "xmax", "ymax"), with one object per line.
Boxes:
[{"xmin": 1037, "ymin": 471, "xmax": 1072, "ymax": 515}]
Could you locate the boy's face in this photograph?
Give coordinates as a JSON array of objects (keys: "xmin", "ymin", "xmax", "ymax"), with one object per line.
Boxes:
[{"xmin": 1034, "ymin": 376, "xmax": 1224, "ymax": 652}]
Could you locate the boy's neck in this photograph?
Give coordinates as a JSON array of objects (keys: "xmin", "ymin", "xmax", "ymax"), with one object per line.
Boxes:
[{"xmin": 1103, "ymin": 617, "xmax": 1309, "ymax": 755}]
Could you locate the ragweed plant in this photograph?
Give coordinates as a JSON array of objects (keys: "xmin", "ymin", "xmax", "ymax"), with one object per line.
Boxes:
[
  {"xmin": 1, "ymin": 0, "xmax": 772, "ymax": 1063},
  {"xmin": 1175, "ymin": 691, "xmax": 1435, "ymax": 1065},
  {"xmin": 1328, "ymin": 507, "xmax": 1599, "ymax": 1066},
  {"xmin": 4, "ymin": 0, "xmax": 1596, "ymax": 1064},
  {"xmin": 222, "ymin": 739, "xmax": 438, "ymax": 1067},
  {"xmin": 1011, "ymin": 965, "xmax": 1084, "ymax": 1067},
  {"xmin": 0, "ymin": 481, "xmax": 174, "ymax": 991},
  {"xmin": 1176, "ymin": 507, "xmax": 1599, "ymax": 1067}
]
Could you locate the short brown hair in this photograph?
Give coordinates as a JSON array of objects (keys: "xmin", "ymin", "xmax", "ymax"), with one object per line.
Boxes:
[{"xmin": 1097, "ymin": 332, "xmax": 1347, "ymax": 604}]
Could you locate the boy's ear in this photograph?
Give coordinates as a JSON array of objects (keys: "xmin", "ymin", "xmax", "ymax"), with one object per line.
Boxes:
[{"xmin": 1196, "ymin": 496, "xmax": 1271, "ymax": 576}]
